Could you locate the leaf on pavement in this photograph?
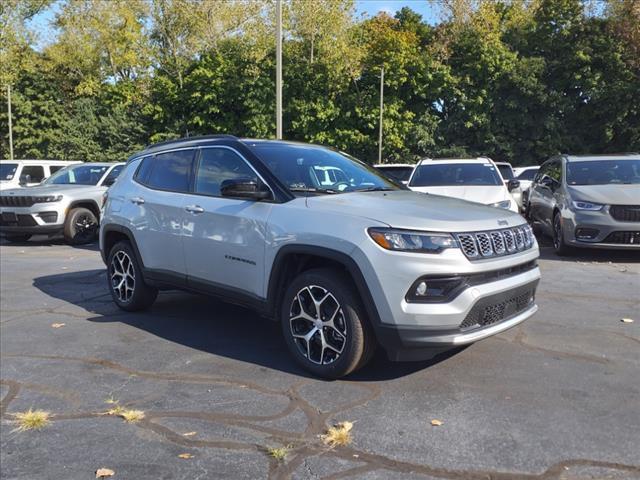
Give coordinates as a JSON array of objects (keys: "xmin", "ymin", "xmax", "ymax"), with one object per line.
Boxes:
[
  {"xmin": 178, "ymin": 453, "xmax": 194, "ymax": 459},
  {"xmin": 183, "ymin": 431, "xmax": 197, "ymax": 436},
  {"xmin": 51, "ymin": 323, "xmax": 66, "ymax": 328},
  {"xmin": 95, "ymin": 468, "xmax": 115, "ymax": 478},
  {"xmin": 621, "ymin": 318, "xmax": 634, "ymax": 323},
  {"xmin": 431, "ymin": 419, "xmax": 443, "ymax": 426}
]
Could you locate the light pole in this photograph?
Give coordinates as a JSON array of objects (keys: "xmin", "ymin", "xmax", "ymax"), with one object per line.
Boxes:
[
  {"xmin": 7, "ymin": 85, "xmax": 14, "ymax": 161},
  {"xmin": 378, "ymin": 67, "xmax": 384, "ymax": 164},
  {"xmin": 276, "ymin": 0, "xmax": 283, "ymax": 139}
]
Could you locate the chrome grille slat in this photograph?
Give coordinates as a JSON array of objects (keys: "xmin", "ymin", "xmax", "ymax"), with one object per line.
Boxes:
[{"xmin": 455, "ymin": 225, "xmax": 535, "ymax": 261}]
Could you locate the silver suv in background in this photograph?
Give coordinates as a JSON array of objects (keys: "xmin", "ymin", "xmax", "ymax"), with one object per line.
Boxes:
[
  {"xmin": 100, "ymin": 136, "xmax": 540, "ymax": 378},
  {"xmin": 0, "ymin": 162, "xmax": 125, "ymax": 244},
  {"xmin": 527, "ymin": 153, "xmax": 640, "ymax": 255}
]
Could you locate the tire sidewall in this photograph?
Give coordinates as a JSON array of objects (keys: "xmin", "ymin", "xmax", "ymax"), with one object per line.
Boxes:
[
  {"xmin": 65, "ymin": 207, "xmax": 98, "ymax": 245},
  {"xmin": 107, "ymin": 241, "xmax": 154, "ymax": 311},
  {"xmin": 280, "ymin": 270, "xmax": 366, "ymax": 379}
]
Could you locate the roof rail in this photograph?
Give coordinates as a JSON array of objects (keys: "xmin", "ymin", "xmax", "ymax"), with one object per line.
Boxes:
[{"xmin": 144, "ymin": 134, "xmax": 238, "ymax": 150}]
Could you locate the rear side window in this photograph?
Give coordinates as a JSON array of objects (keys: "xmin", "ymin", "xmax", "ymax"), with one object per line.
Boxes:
[
  {"xmin": 140, "ymin": 150, "xmax": 194, "ymax": 192},
  {"xmin": 22, "ymin": 165, "xmax": 45, "ymax": 182},
  {"xmin": 518, "ymin": 169, "xmax": 537, "ymax": 181},
  {"xmin": 195, "ymin": 148, "xmax": 257, "ymax": 196}
]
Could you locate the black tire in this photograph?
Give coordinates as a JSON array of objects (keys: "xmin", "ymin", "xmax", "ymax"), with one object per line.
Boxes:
[
  {"xmin": 107, "ymin": 241, "xmax": 157, "ymax": 311},
  {"xmin": 64, "ymin": 207, "xmax": 98, "ymax": 245},
  {"xmin": 4, "ymin": 234, "xmax": 31, "ymax": 243},
  {"xmin": 552, "ymin": 213, "xmax": 572, "ymax": 256},
  {"xmin": 281, "ymin": 268, "xmax": 375, "ymax": 379}
]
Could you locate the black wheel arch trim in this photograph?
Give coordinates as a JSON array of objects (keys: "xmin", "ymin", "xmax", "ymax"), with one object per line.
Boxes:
[
  {"xmin": 100, "ymin": 224, "xmax": 145, "ymax": 274},
  {"xmin": 266, "ymin": 245, "xmax": 384, "ymax": 335},
  {"xmin": 67, "ymin": 200, "xmax": 102, "ymax": 220}
]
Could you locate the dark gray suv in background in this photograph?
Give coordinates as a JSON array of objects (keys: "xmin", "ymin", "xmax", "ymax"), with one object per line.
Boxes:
[{"xmin": 527, "ymin": 153, "xmax": 640, "ymax": 255}]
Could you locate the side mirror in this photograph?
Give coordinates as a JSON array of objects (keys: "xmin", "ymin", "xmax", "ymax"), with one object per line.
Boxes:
[
  {"xmin": 19, "ymin": 174, "xmax": 32, "ymax": 185},
  {"xmin": 507, "ymin": 179, "xmax": 520, "ymax": 192},
  {"xmin": 220, "ymin": 178, "xmax": 272, "ymax": 201},
  {"xmin": 539, "ymin": 176, "xmax": 554, "ymax": 189}
]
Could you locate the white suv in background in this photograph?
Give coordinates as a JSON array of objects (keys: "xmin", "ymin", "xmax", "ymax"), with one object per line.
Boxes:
[
  {"xmin": 0, "ymin": 159, "xmax": 81, "ymax": 190},
  {"xmin": 408, "ymin": 158, "xmax": 520, "ymax": 212}
]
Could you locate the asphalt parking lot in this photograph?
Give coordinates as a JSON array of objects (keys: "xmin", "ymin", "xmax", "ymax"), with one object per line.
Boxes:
[{"xmin": 1, "ymin": 236, "xmax": 639, "ymax": 480}]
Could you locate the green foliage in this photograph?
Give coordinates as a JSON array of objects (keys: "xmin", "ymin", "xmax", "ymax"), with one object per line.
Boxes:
[{"xmin": 1, "ymin": 0, "xmax": 639, "ymax": 165}]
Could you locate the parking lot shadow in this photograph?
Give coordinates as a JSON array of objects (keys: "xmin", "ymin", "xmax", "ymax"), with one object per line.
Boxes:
[
  {"xmin": 33, "ymin": 269, "xmax": 462, "ymax": 381},
  {"xmin": 0, "ymin": 236, "xmax": 99, "ymax": 252}
]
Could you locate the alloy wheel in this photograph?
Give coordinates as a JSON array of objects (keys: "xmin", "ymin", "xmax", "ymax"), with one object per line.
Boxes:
[
  {"xmin": 110, "ymin": 251, "xmax": 135, "ymax": 303},
  {"xmin": 75, "ymin": 213, "xmax": 97, "ymax": 240},
  {"xmin": 289, "ymin": 285, "xmax": 347, "ymax": 365},
  {"xmin": 553, "ymin": 216, "xmax": 562, "ymax": 250}
]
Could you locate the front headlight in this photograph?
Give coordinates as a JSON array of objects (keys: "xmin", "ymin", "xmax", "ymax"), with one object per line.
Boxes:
[
  {"xmin": 571, "ymin": 200, "xmax": 603, "ymax": 211},
  {"xmin": 368, "ymin": 228, "xmax": 458, "ymax": 253},
  {"xmin": 489, "ymin": 200, "xmax": 511, "ymax": 209},
  {"xmin": 33, "ymin": 195, "xmax": 63, "ymax": 204}
]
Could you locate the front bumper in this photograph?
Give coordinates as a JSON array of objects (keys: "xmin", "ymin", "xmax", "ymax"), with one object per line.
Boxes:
[
  {"xmin": 0, "ymin": 204, "xmax": 66, "ymax": 236},
  {"xmin": 562, "ymin": 208, "xmax": 640, "ymax": 250}
]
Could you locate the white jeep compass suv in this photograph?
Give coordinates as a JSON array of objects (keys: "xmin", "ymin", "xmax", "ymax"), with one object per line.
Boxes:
[{"xmin": 100, "ymin": 136, "xmax": 540, "ymax": 378}]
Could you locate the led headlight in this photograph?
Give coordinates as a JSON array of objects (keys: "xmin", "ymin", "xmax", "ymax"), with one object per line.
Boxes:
[
  {"xmin": 489, "ymin": 200, "xmax": 511, "ymax": 210},
  {"xmin": 571, "ymin": 200, "xmax": 603, "ymax": 211},
  {"xmin": 368, "ymin": 228, "xmax": 458, "ymax": 253},
  {"xmin": 33, "ymin": 195, "xmax": 63, "ymax": 204}
]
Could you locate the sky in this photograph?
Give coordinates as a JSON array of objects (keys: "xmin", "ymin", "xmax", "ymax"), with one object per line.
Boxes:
[{"xmin": 27, "ymin": 1, "xmax": 441, "ymax": 49}]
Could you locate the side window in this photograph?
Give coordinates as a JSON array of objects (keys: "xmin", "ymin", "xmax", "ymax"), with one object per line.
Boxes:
[
  {"xmin": 535, "ymin": 162, "xmax": 550, "ymax": 183},
  {"xmin": 102, "ymin": 164, "xmax": 124, "ymax": 186},
  {"xmin": 194, "ymin": 148, "xmax": 257, "ymax": 196},
  {"xmin": 22, "ymin": 165, "xmax": 45, "ymax": 183},
  {"xmin": 145, "ymin": 150, "xmax": 194, "ymax": 192},
  {"xmin": 548, "ymin": 161, "xmax": 562, "ymax": 183},
  {"xmin": 49, "ymin": 166, "xmax": 64, "ymax": 174},
  {"xmin": 134, "ymin": 157, "xmax": 153, "ymax": 184}
]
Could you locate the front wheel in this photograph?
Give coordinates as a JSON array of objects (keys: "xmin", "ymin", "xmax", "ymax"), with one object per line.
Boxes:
[
  {"xmin": 107, "ymin": 241, "xmax": 158, "ymax": 311},
  {"xmin": 553, "ymin": 213, "xmax": 572, "ymax": 256},
  {"xmin": 64, "ymin": 207, "xmax": 98, "ymax": 245},
  {"xmin": 281, "ymin": 268, "xmax": 375, "ymax": 379}
]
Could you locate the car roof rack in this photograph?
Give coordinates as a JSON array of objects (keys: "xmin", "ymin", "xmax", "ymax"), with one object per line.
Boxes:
[{"xmin": 144, "ymin": 134, "xmax": 238, "ymax": 150}]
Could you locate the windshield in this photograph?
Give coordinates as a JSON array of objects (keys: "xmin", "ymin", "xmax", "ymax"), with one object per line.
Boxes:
[
  {"xmin": 496, "ymin": 164, "xmax": 514, "ymax": 180},
  {"xmin": 410, "ymin": 163, "xmax": 503, "ymax": 187},
  {"xmin": 249, "ymin": 143, "xmax": 400, "ymax": 194},
  {"xmin": 376, "ymin": 166, "xmax": 414, "ymax": 182},
  {"xmin": 566, "ymin": 160, "xmax": 640, "ymax": 185},
  {"xmin": 43, "ymin": 164, "xmax": 109, "ymax": 185},
  {"xmin": 517, "ymin": 168, "xmax": 538, "ymax": 181},
  {"xmin": 0, "ymin": 163, "xmax": 19, "ymax": 181}
]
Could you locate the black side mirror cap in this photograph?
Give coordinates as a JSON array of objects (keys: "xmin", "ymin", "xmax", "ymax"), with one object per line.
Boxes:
[
  {"xmin": 220, "ymin": 178, "xmax": 272, "ymax": 201},
  {"xmin": 507, "ymin": 179, "xmax": 520, "ymax": 191}
]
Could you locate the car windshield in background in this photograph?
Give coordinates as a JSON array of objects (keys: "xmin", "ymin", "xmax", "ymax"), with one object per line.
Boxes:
[
  {"xmin": 517, "ymin": 169, "xmax": 538, "ymax": 181},
  {"xmin": 249, "ymin": 143, "xmax": 400, "ymax": 194},
  {"xmin": 43, "ymin": 164, "xmax": 109, "ymax": 185},
  {"xmin": 0, "ymin": 163, "xmax": 18, "ymax": 181},
  {"xmin": 496, "ymin": 165, "xmax": 514, "ymax": 180},
  {"xmin": 566, "ymin": 160, "xmax": 640, "ymax": 185},
  {"xmin": 376, "ymin": 166, "xmax": 414, "ymax": 182},
  {"xmin": 410, "ymin": 163, "xmax": 503, "ymax": 187}
]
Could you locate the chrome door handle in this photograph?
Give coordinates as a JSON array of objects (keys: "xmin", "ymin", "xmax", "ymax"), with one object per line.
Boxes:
[
  {"xmin": 130, "ymin": 196, "xmax": 145, "ymax": 205},
  {"xmin": 185, "ymin": 205, "xmax": 204, "ymax": 214}
]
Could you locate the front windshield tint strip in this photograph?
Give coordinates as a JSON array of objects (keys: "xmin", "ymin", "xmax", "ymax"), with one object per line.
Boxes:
[
  {"xmin": 566, "ymin": 160, "xmax": 640, "ymax": 185},
  {"xmin": 410, "ymin": 163, "xmax": 503, "ymax": 187},
  {"xmin": 248, "ymin": 144, "xmax": 401, "ymax": 195}
]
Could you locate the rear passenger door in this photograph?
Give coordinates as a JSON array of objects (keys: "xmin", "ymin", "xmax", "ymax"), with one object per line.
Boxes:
[
  {"xmin": 130, "ymin": 149, "xmax": 195, "ymax": 280},
  {"xmin": 181, "ymin": 146, "xmax": 273, "ymax": 299}
]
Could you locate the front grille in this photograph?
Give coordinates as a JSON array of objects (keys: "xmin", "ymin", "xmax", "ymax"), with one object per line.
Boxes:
[
  {"xmin": 0, "ymin": 196, "xmax": 35, "ymax": 207},
  {"xmin": 455, "ymin": 224, "xmax": 534, "ymax": 260},
  {"xmin": 603, "ymin": 231, "xmax": 640, "ymax": 244},
  {"xmin": 460, "ymin": 281, "xmax": 538, "ymax": 330},
  {"xmin": 0, "ymin": 214, "xmax": 37, "ymax": 227},
  {"xmin": 610, "ymin": 205, "xmax": 640, "ymax": 222}
]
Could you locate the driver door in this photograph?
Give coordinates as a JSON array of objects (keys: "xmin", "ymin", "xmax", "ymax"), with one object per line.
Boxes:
[{"xmin": 182, "ymin": 147, "xmax": 274, "ymax": 298}]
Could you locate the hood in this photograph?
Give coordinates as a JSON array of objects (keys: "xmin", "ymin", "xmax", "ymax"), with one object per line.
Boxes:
[
  {"xmin": 305, "ymin": 190, "xmax": 524, "ymax": 232},
  {"xmin": 408, "ymin": 185, "xmax": 509, "ymax": 205},
  {"xmin": 0, "ymin": 184, "xmax": 101, "ymax": 196},
  {"xmin": 567, "ymin": 184, "xmax": 640, "ymax": 205}
]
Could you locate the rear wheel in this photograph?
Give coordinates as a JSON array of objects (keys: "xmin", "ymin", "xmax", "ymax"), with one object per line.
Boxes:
[
  {"xmin": 281, "ymin": 268, "xmax": 375, "ymax": 379},
  {"xmin": 553, "ymin": 213, "xmax": 572, "ymax": 256},
  {"xmin": 64, "ymin": 207, "xmax": 98, "ymax": 245},
  {"xmin": 107, "ymin": 241, "xmax": 157, "ymax": 311},
  {"xmin": 4, "ymin": 234, "xmax": 31, "ymax": 243}
]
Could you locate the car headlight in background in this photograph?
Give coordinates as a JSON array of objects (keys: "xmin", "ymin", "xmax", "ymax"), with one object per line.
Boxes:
[
  {"xmin": 33, "ymin": 195, "xmax": 63, "ymax": 204},
  {"xmin": 571, "ymin": 200, "xmax": 603, "ymax": 211},
  {"xmin": 489, "ymin": 200, "xmax": 511, "ymax": 210},
  {"xmin": 368, "ymin": 228, "xmax": 458, "ymax": 253}
]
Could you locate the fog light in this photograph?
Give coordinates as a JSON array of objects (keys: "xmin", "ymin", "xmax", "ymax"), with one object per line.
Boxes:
[
  {"xmin": 575, "ymin": 227, "xmax": 599, "ymax": 240},
  {"xmin": 416, "ymin": 281, "xmax": 428, "ymax": 296}
]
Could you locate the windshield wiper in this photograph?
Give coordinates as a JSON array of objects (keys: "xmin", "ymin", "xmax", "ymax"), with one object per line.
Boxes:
[
  {"xmin": 289, "ymin": 187, "xmax": 340, "ymax": 194},
  {"xmin": 352, "ymin": 186, "xmax": 395, "ymax": 192}
]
